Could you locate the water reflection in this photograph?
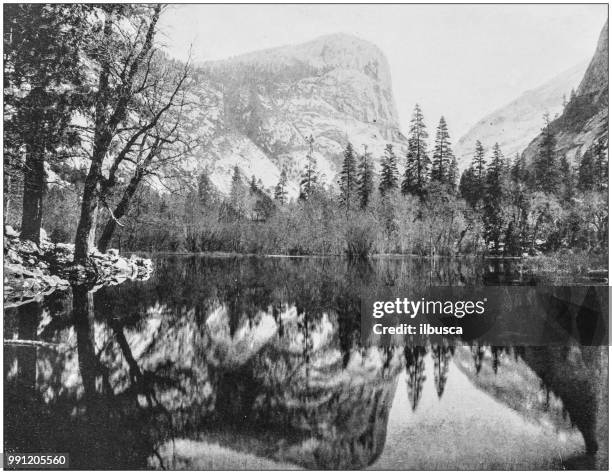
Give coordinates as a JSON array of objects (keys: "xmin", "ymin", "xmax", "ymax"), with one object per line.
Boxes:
[{"xmin": 3, "ymin": 256, "xmax": 608, "ymax": 469}]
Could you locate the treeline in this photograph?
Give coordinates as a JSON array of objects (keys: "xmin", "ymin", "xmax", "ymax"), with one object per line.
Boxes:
[
  {"xmin": 103, "ymin": 103, "xmax": 604, "ymax": 258},
  {"xmin": 91, "ymin": 108, "xmax": 483, "ymax": 256},
  {"xmin": 21, "ymin": 102, "xmax": 608, "ymax": 258}
]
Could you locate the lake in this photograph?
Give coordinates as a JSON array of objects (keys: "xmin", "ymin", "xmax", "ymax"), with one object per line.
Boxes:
[{"xmin": 3, "ymin": 255, "xmax": 608, "ymax": 469}]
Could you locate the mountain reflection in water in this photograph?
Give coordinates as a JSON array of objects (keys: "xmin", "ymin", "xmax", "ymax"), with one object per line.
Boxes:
[{"xmin": 3, "ymin": 255, "xmax": 608, "ymax": 470}]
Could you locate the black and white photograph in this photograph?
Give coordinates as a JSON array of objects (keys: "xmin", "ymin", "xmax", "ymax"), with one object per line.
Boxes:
[{"xmin": 2, "ymin": 3, "xmax": 609, "ymax": 471}]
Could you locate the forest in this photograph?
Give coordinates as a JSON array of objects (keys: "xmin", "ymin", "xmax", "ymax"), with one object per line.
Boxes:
[{"xmin": 3, "ymin": 4, "xmax": 609, "ymax": 261}]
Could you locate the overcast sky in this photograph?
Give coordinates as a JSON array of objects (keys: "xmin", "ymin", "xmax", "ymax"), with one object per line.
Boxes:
[{"xmin": 159, "ymin": 4, "xmax": 607, "ymax": 138}]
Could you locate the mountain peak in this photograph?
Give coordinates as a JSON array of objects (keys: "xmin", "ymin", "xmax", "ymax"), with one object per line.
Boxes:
[
  {"xmin": 205, "ymin": 33, "xmax": 391, "ymax": 86},
  {"xmin": 576, "ymin": 19, "xmax": 608, "ymax": 97}
]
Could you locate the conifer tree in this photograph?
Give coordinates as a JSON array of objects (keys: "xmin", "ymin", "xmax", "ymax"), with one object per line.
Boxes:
[
  {"xmin": 533, "ymin": 113, "xmax": 559, "ymax": 193},
  {"xmin": 4, "ymin": 4, "xmax": 91, "ymax": 243},
  {"xmin": 357, "ymin": 145, "xmax": 374, "ymax": 209},
  {"xmin": 230, "ymin": 165, "xmax": 247, "ymax": 218},
  {"xmin": 197, "ymin": 169, "xmax": 214, "ymax": 206},
  {"xmin": 559, "ymin": 154, "xmax": 574, "ymax": 201},
  {"xmin": 578, "ymin": 148, "xmax": 596, "ymax": 191},
  {"xmin": 483, "ymin": 143, "xmax": 506, "ymax": 251},
  {"xmin": 592, "ymin": 137, "xmax": 608, "ymax": 191},
  {"xmin": 274, "ymin": 169, "xmax": 288, "ymax": 204},
  {"xmin": 431, "ymin": 116, "xmax": 452, "ymax": 185},
  {"xmin": 447, "ymin": 153, "xmax": 458, "ymax": 191},
  {"xmin": 249, "ymin": 174, "xmax": 258, "ymax": 193},
  {"xmin": 338, "ymin": 142, "xmax": 357, "ymax": 213},
  {"xmin": 511, "ymin": 152, "xmax": 528, "ymax": 183},
  {"xmin": 379, "ymin": 144, "xmax": 399, "ymax": 196},
  {"xmin": 472, "ymin": 141, "xmax": 486, "ymax": 184},
  {"xmin": 402, "ymin": 104, "xmax": 430, "ymax": 196},
  {"xmin": 459, "ymin": 166, "xmax": 476, "ymax": 205},
  {"xmin": 299, "ymin": 135, "xmax": 319, "ymax": 200},
  {"xmin": 486, "ymin": 143, "xmax": 506, "ymax": 198}
]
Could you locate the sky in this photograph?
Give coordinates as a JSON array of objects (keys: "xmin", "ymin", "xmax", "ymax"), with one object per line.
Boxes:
[{"xmin": 158, "ymin": 4, "xmax": 608, "ymax": 139}]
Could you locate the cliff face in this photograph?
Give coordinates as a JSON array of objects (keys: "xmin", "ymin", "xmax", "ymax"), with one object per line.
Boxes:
[
  {"xmin": 455, "ymin": 61, "xmax": 588, "ymax": 170},
  {"xmin": 521, "ymin": 20, "xmax": 609, "ymax": 165},
  {"xmin": 182, "ymin": 34, "xmax": 407, "ymax": 195}
]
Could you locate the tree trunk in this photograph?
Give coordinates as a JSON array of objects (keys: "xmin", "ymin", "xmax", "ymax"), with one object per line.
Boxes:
[
  {"xmin": 20, "ymin": 148, "xmax": 46, "ymax": 244},
  {"xmin": 73, "ymin": 167, "xmax": 101, "ymax": 263},
  {"xmin": 98, "ymin": 170, "xmax": 143, "ymax": 252},
  {"xmin": 4, "ymin": 173, "xmax": 11, "ymax": 224}
]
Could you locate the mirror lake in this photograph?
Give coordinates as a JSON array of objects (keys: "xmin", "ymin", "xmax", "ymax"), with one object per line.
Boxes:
[{"xmin": 4, "ymin": 255, "xmax": 608, "ymax": 469}]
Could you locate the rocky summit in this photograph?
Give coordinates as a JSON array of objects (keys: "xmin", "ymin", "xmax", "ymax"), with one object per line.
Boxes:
[
  {"xmin": 521, "ymin": 20, "xmax": 609, "ymax": 166},
  {"xmin": 179, "ymin": 34, "xmax": 407, "ymax": 197}
]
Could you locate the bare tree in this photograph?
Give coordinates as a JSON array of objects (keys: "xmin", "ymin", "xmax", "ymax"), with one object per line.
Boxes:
[
  {"xmin": 73, "ymin": 5, "xmax": 190, "ymax": 263},
  {"xmin": 97, "ymin": 67, "xmax": 196, "ymax": 252}
]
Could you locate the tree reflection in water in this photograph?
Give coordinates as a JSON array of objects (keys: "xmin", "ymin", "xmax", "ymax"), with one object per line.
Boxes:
[{"xmin": 3, "ymin": 255, "xmax": 608, "ymax": 469}]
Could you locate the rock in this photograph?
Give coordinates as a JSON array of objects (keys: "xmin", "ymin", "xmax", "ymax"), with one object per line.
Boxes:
[
  {"xmin": 4, "ymin": 225, "xmax": 18, "ymax": 237},
  {"xmin": 7, "ymin": 249, "xmax": 22, "ymax": 264},
  {"xmin": 19, "ymin": 240, "xmax": 40, "ymax": 255},
  {"xmin": 40, "ymin": 228, "xmax": 48, "ymax": 242},
  {"xmin": 4, "ymin": 236, "xmax": 153, "ymax": 303},
  {"xmin": 55, "ymin": 243, "xmax": 75, "ymax": 252},
  {"xmin": 112, "ymin": 257, "xmax": 132, "ymax": 276},
  {"xmin": 192, "ymin": 34, "xmax": 407, "ymax": 196}
]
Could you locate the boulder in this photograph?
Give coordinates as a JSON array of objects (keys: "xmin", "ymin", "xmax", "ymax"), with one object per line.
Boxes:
[
  {"xmin": 7, "ymin": 249, "xmax": 22, "ymax": 264},
  {"xmin": 4, "ymin": 225, "xmax": 18, "ymax": 237}
]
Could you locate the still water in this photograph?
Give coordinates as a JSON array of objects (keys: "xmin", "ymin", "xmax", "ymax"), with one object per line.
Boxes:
[{"xmin": 3, "ymin": 255, "xmax": 608, "ymax": 469}]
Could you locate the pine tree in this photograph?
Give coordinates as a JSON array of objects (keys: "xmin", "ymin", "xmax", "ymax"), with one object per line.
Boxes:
[
  {"xmin": 459, "ymin": 166, "xmax": 476, "ymax": 205},
  {"xmin": 577, "ymin": 148, "xmax": 596, "ymax": 191},
  {"xmin": 249, "ymin": 174, "xmax": 258, "ymax": 193},
  {"xmin": 402, "ymin": 104, "xmax": 430, "ymax": 196},
  {"xmin": 463, "ymin": 140, "xmax": 487, "ymax": 203},
  {"xmin": 197, "ymin": 169, "xmax": 214, "ymax": 206},
  {"xmin": 274, "ymin": 169, "xmax": 288, "ymax": 204},
  {"xmin": 592, "ymin": 137, "xmax": 608, "ymax": 191},
  {"xmin": 230, "ymin": 165, "xmax": 247, "ymax": 218},
  {"xmin": 356, "ymin": 145, "xmax": 374, "ymax": 209},
  {"xmin": 511, "ymin": 152, "xmax": 528, "ymax": 183},
  {"xmin": 483, "ymin": 143, "xmax": 506, "ymax": 251},
  {"xmin": 431, "ymin": 116, "xmax": 452, "ymax": 185},
  {"xmin": 559, "ymin": 154, "xmax": 574, "ymax": 201},
  {"xmin": 533, "ymin": 113, "xmax": 559, "ymax": 193},
  {"xmin": 447, "ymin": 153, "xmax": 458, "ymax": 191},
  {"xmin": 338, "ymin": 142, "xmax": 357, "ymax": 213},
  {"xmin": 299, "ymin": 135, "xmax": 319, "ymax": 200},
  {"xmin": 472, "ymin": 141, "xmax": 486, "ymax": 184},
  {"xmin": 4, "ymin": 4, "xmax": 91, "ymax": 243},
  {"xmin": 379, "ymin": 144, "xmax": 399, "ymax": 196},
  {"xmin": 486, "ymin": 143, "xmax": 506, "ymax": 198}
]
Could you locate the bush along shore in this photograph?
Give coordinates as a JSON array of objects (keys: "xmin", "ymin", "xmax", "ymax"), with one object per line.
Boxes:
[{"xmin": 4, "ymin": 226, "xmax": 153, "ymax": 307}]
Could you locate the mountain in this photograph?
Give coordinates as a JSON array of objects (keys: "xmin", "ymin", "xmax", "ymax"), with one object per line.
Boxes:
[
  {"xmin": 180, "ymin": 34, "xmax": 407, "ymax": 196},
  {"xmin": 455, "ymin": 61, "xmax": 588, "ymax": 170},
  {"xmin": 521, "ymin": 19, "xmax": 608, "ymax": 166}
]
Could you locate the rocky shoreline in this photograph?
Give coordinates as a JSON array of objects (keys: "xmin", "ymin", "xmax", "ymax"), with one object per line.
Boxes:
[{"xmin": 4, "ymin": 226, "xmax": 153, "ymax": 307}]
